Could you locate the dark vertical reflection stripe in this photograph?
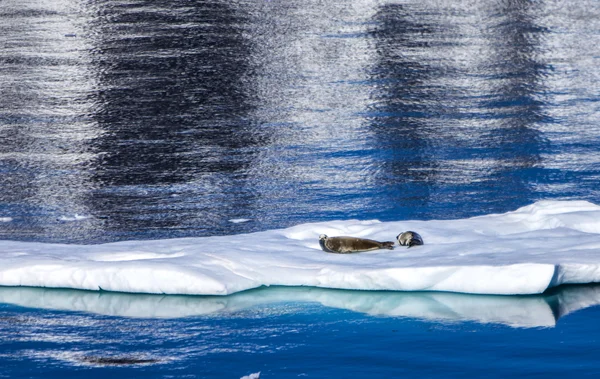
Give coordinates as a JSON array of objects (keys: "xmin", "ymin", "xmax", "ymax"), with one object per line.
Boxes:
[
  {"xmin": 367, "ymin": 3, "xmax": 440, "ymax": 220},
  {"xmin": 367, "ymin": 0, "xmax": 550, "ymax": 220},
  {"xmin": 85, "ymin": 0, "xmax": 263, "ymax": 239},
  {"xmin": 476, "ymin": 0, "xmax": 550, "ymax": 209}
]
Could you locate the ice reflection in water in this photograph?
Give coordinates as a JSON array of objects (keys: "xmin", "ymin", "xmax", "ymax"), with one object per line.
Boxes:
[
  {"xmin": 1, "ymin": 285, "xmax": 600, "ymax": 329},
  {"xmin": 0, "ymin": 0, "xmax": 600, "ymax": 243}
]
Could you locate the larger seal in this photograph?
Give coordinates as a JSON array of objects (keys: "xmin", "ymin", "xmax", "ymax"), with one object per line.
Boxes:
[
  {"xmin": 319, "ymin": 234, "xmax": 395, "ymax": 254},
  {"xmin": 396, "ymin": 231, "xmax": 424, "ymax": 248}
]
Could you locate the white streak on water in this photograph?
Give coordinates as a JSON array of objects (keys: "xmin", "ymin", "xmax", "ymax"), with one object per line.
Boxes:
[
  {"xmin": 57, "ymin": 214, "xmax": 90, "ymax": 222},
  {"xmin": 240, "ymin": 372, "xmax": 261, "ymax": 379},
  {"xmin": 229, "ymin": 219, "xmax": 251, "ymax": 224}
]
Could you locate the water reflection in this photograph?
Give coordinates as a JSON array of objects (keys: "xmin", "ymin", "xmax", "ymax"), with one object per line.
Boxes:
[
  {"xmin": 85, "ymin": 0, "xmax": 262, "ymax": 238},
  {"xmin": 368, "ymin": 0, "xmax": 551, "ymax": 219},
  {"xmin": 0, "ymin": 0, "xmax": 105, "ymax": 241},
  {"xmin": 1, "ymin": 0, "xmax": 600, "ymax": 243},
  {"xmin": 478, "ymin": 0, "xmax": 550, "ymax": 204},
  {"xmin": 368, "ymin": 3, "xmax": 442, "ymax": 219},
  {"xmin": 239, "ymin": 0, "xmax": 381, "ymax": 224},
  {"xmin": 1, "ymin": 284, "xmax": 599, "ymax": 328}
]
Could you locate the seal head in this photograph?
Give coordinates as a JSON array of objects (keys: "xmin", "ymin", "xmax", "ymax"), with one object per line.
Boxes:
[
  {"xmin": 319, "ymin": 234, "xmax": 395, "ymax": 254},
  {"xmin": 396, "ymin": 231, "xmax": 424, "ymax": 248}
]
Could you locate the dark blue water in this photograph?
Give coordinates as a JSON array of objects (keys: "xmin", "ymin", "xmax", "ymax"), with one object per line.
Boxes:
[
  {"xmin": 1, "ymin": 285, "xmax": 600, "ymax": 378},
  {"xmin": 2, "ymin": 0, "xmax": 600, "ymax": 377}
]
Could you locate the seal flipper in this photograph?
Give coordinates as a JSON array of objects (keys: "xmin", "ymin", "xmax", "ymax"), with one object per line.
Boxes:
[{"xmin": 381, "ymin": 241, "xmax": 395, "ymax": 250}]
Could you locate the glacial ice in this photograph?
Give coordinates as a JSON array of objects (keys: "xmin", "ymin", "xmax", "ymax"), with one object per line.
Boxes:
[{"xmin": 1, "ymin": 200, "xmax": 600, "ymax": 296}]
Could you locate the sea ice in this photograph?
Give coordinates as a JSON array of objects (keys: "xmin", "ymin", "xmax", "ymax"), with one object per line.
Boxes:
[{"xmin": 1, "ymin": 200, "xmax": 600, "ymax": 296}]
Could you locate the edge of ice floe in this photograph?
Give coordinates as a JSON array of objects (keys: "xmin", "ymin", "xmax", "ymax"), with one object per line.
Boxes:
[
  {"xmin": 2, "ymin": 200, "xmax": 600, "ymax": 296},
  {"xmin": 2, "ymin": 260, "xmax": 599, "ymax": 296}
]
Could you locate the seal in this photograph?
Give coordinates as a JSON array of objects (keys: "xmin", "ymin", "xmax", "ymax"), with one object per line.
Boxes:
[
  {"xmin": 396, "ymin": 231, "xmax": 424, "ymax": 248},
  {"xmin": 319, "ymin": 234, "xmax": 395, "ymax": 254}
]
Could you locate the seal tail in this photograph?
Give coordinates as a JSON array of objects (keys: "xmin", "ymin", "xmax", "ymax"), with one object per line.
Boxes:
[{"xmin": 381, "ymin": 241, "xmax": 395, "ymax": 250}]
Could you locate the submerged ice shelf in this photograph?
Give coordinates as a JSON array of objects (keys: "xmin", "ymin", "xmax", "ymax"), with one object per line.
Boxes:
[
  {"xmin": 1, "ymin": 200, "xmax": 600, "ymax": 296},
  {"xmin": 2, "ymin": 285, "xmax": 600, "ymax": 328}
]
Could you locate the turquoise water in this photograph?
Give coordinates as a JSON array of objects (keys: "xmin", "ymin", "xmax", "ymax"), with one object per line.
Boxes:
[{"xmin": 2, "ymin": 0, "xmax": 600, "ymax": 376}]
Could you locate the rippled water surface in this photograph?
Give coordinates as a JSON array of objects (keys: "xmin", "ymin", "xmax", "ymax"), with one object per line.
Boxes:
[
  {"xmin": 2, "ymin": 285, "xmax": 600, "ymax": 378},
  {"xmin": 2, "ymin": 0, "xmax": 600, "ymax": 377},
  {"xmin": 2, "ymin": 0, "xmax": 600, "ymax": 243}
]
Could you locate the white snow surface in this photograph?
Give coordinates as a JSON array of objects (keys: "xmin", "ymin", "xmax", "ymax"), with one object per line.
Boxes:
[{"xmin": 2, "ymin": 200, "xmax": 600, "ymax": 296}]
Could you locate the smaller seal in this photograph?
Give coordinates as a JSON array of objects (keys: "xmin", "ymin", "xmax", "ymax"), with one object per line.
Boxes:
[
  {"xmin": 396, "ymin": 231, "xmax": 424, "ymax": 248},
  {"xmin": 319, "ymin": 234, "xmax": 395, "ymax": 254}
]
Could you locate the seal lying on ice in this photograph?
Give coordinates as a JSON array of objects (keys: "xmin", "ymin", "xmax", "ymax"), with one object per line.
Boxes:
[
  {"xmin": 396, "ymin": 231, "xmax": 424, "ymax": 248},
  {"xmin": 319, "ymin": 234, "xmax": 395, "ymax": 254}
]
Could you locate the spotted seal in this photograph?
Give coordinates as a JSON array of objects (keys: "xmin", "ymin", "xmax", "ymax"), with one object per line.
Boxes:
[
  {"xmin": 396, "ymin": 231, "xmax": 424, "ymax": 248},
  {"xmin": 319, "ymin": 234, "xmax": 395, "ymax": 254}
]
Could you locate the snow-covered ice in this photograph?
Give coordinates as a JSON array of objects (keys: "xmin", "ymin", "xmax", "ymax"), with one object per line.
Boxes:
[{"xmin": 1, "ymin": 200, "xmax": 600, "ymax": 296}]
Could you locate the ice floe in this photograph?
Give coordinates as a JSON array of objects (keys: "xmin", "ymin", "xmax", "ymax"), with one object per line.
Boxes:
[{"xmin": 1, "ymin": 200, "xmax": 600, "ymax": 296}]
